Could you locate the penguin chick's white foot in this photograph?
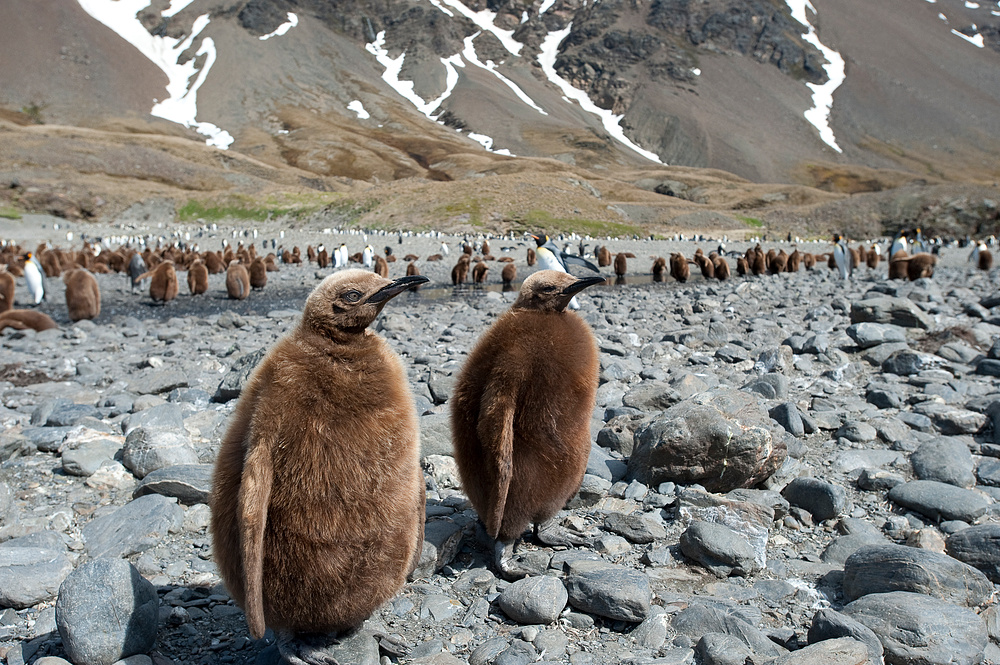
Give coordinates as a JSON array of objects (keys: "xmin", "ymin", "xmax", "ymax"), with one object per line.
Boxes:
[
  {"xmin": 492, "ymin": 539, "xmax": 517, "ymax": 577},
  {"xmin": 535, "ymin": 518, "xmax": 592, "ymax": 547},
  {"xmin": 277, "ymin": 630, "xmax": 344, "ymax": 665}
]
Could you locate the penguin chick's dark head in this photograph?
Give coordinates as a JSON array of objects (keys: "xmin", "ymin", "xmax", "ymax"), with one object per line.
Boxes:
[
  {"xmin": 513, "ymin": 270, "xmax": 604, "ymax": 312},
  {"xmin": 303, "ymin": 269, "xmax": 427, "ymax": 338}
]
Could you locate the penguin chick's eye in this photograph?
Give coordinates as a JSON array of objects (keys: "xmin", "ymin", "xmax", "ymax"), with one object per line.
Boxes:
[{"xmin": 342, "ymin": 290, "xmax": 363, "ymax": 303}]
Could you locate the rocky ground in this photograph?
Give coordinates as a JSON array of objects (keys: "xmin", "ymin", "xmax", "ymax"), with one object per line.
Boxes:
[{"xmin": 0, "ymin": 217, "xmax": 999, "ymax": 665}]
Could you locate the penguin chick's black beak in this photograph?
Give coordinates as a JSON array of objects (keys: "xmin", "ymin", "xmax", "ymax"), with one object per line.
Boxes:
[
  {"xmin": 561, "ymin": 275, "xmax": 606, "ymax": 297},
  {"xmin": 366, "ymin": 275, "xmax": 429, "ymax": 303}
]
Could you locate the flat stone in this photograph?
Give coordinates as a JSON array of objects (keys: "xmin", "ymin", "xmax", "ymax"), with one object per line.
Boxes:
[
  {"xmin": 846, "ymin": 322, "xmax": 908, "ymax": 349},
  {"xmin": 121, "ymin": 427, "xmax": 199, "ymax": 479},
  {"xmin": 56, "ymin": 559, "xmax": 158, "ymax": 665},
  {"xmin": 83, "ymin": 494, "xmax": 183, "ymax": 559},
  {"xmin": 695, "ymin": 632, "xmax": 753, "ymax": 665},
  {"xmin": 0, "ymin": 547, "xmax": 73, "ymax": 609},
  {"xmin": 776, "ymin": 637, "xmax": 870, "ymax": 665},
  {"xmin": 46, "ymin": 403, "xmax": 101, "ymax": 427},
  {"xmin": 564, "ymin": 560, "xmax": 651, "ymax": 622},
  {"xmin": 128, "ymin": 368, "xmax": 189, "ymax": 396},
  {"xmin": 882, "ymin": 350, "xmax": 933, "ymax": 376},
  {"xmin": 835, "ymin": 421, "xmax": 877, "ymax": 443},
  {"xmin": 769, "ymin": 403, "xmax": 804, "ymax": 437},
  {"xmin": 211, "ymin": 348, "xmax": 266, "ymax": 403},
  {"xmin": 888, "ymin": 480, "xmax": 990, "ymax": 523},
  {"xmin": 62, "ymin": 438, "xmax": 123, "ymax": 478},
  {"xmin": 497, "ymin": 575, "xmax": 567, "ymax": 624},
  {"xmin": 843, "ymin": 543, "xmax": 994, "ymax": 606},
  {"xmin": 850, "ymin": 297, "xmax": 932, "ymax": 329},
  {"xmin": 945, "ymin": 524, "xmax": 1000, "ymax": 583},
  {"xmin": 842, "ymin": 591, "xmax": 987, "ymax": 665},
  {"xmin": 807, "ymin": 609, "xmax": 883, "ymax": 663},
  {"xmin": 673, "ymin": 603, "xmax": 785, "ymax": 659},
  {"xmin": 781, "ymin": 477, "xmax": 847, "ymax": 522},
  {"xmin": 603, "ymin": 512, "xmax": 667, "ymax": 544},
  {"xmin": 911, "ymin": 437, "xmax": 976, "ymax": 488},
  {"xmin": 622, "ymin": 381, "xmax": 680, "ymax": 412},
  {"xmin": 911, "ymin": 402, "xmax": 988, "ymax": 435},
  {"xmin": 419, "ymin": 413, "xmax": 453, "ymax": 459},
  {"xmin": 410, "ymin": 519, "xmax": 463, "ymax": 579},
  {"xmin": 120, "ymin": 403, "xmax": 186, "ymax": 435},
  {"xmin": 132, "ymin": 464, "xmax": 213, "ymax": 505},
  {"xmin": 679, "ymin": 521, "xmax": 763, "ymax": 578}
]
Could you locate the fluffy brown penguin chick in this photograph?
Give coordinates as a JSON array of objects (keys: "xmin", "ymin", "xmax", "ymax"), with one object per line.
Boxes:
[
  {"xmin": 210, "ymin": 269, "xmax": 428, "ymax": 659},
  {"xmin": 450, "ymin": 270, "xmax": 603, "ymax": 547}
]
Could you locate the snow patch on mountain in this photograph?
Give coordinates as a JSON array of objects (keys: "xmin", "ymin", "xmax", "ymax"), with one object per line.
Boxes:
[
  {"xmin": 365, "ymin": 32, "xmax": 463, "ymax": 118},
  {"xmin": 76, "ymin": 0, "xmax": 234, "ymax": 149},
  {"xmin": 259, "ymin": 13, "xmax": 298, "ymax": 41},
  {"xmin": 468, "ymin": 132, "xmax": 513, "ymax": 155},
  {"xmin": 538, "ymin": 25, "xmax": 663, "ymax": 164},
  {"xmin": 347, "ymin": 100, "xmax": 370, "ymax": 119},
  {"xmin": 430, "ymin": 0, "xmax": 523, "ymax": 56},
  {"xmin": 952, "ymin": 27, "xmax": 985, "ymax": 46},
  {"xmin": 462, "ymin": 34, "xmax": 547, "ymax": 115},
  {"xmin": 785, "ymin": 0, "xmax": 845, "ymax": 153},
  {"xmin": 161, "ymin": 0, "xmax": 194, "ymax": 17}
]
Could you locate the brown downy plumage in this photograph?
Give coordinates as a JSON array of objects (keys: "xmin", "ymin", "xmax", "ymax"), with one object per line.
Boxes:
[
  {"xmin": 736, "ymin": 256, "xmax": 749, "ymax": 276},
  {"xmin": 0, "ymin": 309, "xmax": 58, "ymax": 332},
  {"xmin": 651, "ymin": 257, "xmax": 667, "ymax": 281},
  {"xmin": 452, "ymin": 255, "xmax": 471, "ymax": 285},
  {"xmin": 787, "ymin": 250, "xmax": 801, "ymax": 272},
  {"xmin": 249, "ymin": 257, "xmax": 268, "ymax": 290},
  {"xmin": 63, "ymin": 269, "xmax": 100, "ymax": 322},
  {"xmin": 751, "ymin": 248, "xmax": 766, "ymax": 276},
  {"xmin": 769, "ymin": 250, "xmax": 788, "ymax": 274},
  {"xmin": 138, "ymin": 260, "xmax": 179, "ymax": 302},
  {"xmin": 888, "ymin": 250, "xmax": 909, "ymax": 280},
  {"xmin": 473, "ymin": 261, "xmax": 489, "ymax": 283},
  {"xmin": 406, "ymin": 261, "xmax": 420, "ymax": 279},
  {"xmin": 501, "ymin": 262, "xmax": 517, "ymax": 288},
  {"xmin": 526, "ymin": 247, "xmax": 536, "ymax": 266},
  {"xmin": 188, "ymin": 259, "xmax": 209, "ymax": 295},
  {"xmin": 226, "ymin": 261, "xmax": 251, "ymax": 300},
  {"xmin": 904, "ymin": 252, "xmax": 937, "ymax": 280},
  {"xmin": 693, "ymin": 251, "xmax": 714, "ymax": 279},
  {"xmin": 0, "ymin": 267, "xmax": 13, "ymax": 313},
  {"xmin": 670, "ymin": 253, "xmax": 690, "ymax": 282},
  {"xmin": 451, "ymin": 270, "xmax": 603, "ymax": 542},
  {"xmin": 867, "ymin": 245, "xmax": 880, "ymax": 269},
  {"xmin": 713, "ymin": 256, "xmax": 730, "ymax": 280},
  {"xmin": 614, "ymin": 252, "xmax": 627, "ymax": 277},
  {"xmin": 978, "ymin": 248, "xmax": 993, "ymax": 271},
  {"xmin": 373, "ymin": 256, "xmax": 389, "ymax": 278},
  {"xmin": 597, "ymin": 246, "xmax": 612, "ymax": 267},
  {"xmin": 210, "ymin": 270, "xmax": 427, "ymax": 642},
  {"xmin": 204, "ymin": 251, "xmax": 225, "ymax": 274},
  {"xmin": 803, "ymin": 253, "xmax": 816, "ymax": 270}
]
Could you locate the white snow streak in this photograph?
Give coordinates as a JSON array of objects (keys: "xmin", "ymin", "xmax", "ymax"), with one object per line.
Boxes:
[
  {"xmin": 259, "ymin": 13, "xmax": 298, "ymax": 40},
  {"xmin": 538, "ymin": 0, "xmax": 557, "ymax": 14},
  {"xmin": 939, "ymin": 12, "xmax": 948, "ymax": 20},
  {"xmin": 348, "ymin": 100, "xmax": 370, "ymax": 119},
  {"xmin": 965, "ymin": 1, "xmax": 980, "ymax": 8},
  {"xmin": 365, "ymin": 32, "xmax": 463, "ymax": 118},
  {"xmin": 785, "ymin": 0, "xmax": 845, "ymax": 153},
  {"xmin": 462, "ymin": 34, "xmax": 547, "ymax": 115},
  {"xmin": 161, "ymin": 0, "xmax": 195, "ymax": 17},
  {"xmin": 76, "ymin": 0, "xmax": 234, "ymax": 149},
  {"xmin": 434, "ymin": 0, "xmax": 523, "ymax": 56},
  {"xmin": 468, "ymin": 132, "xmax": 513, "ymax": 155},
  {"xmin": 538, "ymin": 25, "xmax": 662, "ymax": 163},
  {"xmin": 952, "ymin": 28, "xmax": 985, "ymax": 46}
]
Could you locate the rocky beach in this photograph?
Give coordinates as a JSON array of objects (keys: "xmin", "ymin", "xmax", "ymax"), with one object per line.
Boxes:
[{"xmin": 0, "ymin": 215, "xmax": 998, "ymax": 665}]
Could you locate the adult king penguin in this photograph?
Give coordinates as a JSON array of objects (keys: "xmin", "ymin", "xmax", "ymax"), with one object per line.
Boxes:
[
  {"xmin": 211, "ymin": 270, "xmax": 427, "ymax": 661},
  {"xmin": 889, "ymin": 230, "xmax": 908, "ymax": 259},
  {"xmin": 529, "ymin": 234, "xmax": 599, "ymax": 310},
  {"xmin": 22, "ymin": 253, "xmax": 44, "ymax": 305},
  {"xmin": 451, "ymin": 270, "xmax": 603, "ymax": 558},
  {"xmin": 832, "ymin": 234, "xmax": 851, "ymax": 280}
]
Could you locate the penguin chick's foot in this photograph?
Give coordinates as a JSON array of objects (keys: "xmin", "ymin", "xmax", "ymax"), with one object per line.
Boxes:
[
  {"xmin": 535, "ymin": 519, "xmax": 592, "ymax": 547},
  {"xmin": 277, "ymin": 630, "xmax": 344, "ymax": 665},
  {"xmin": 492, "ymin": 539, "xmax": 517, "ymax": 577}
]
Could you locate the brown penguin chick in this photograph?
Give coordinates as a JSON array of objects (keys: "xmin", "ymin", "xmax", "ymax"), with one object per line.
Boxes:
[
  {"xmin": 426, "ymin": 254, "xmax": 443, "ymax": 262},
  {"xmin": 827, "ymin": 252, "xmax": 837, "ymax": 270},
  {"xmin": 374, "ymin": 255, "xmax": 389, "ymax": 278},
  {"xmin": 265, "ymin": 255, "xmax": 280, "ymax": 272},
  {"xmin": 751, "ymin": 250, "xmax": 766, "ymax": 276},
  {"xmin": 693, "ymin": 252, "xmax": 714, "ymax": 279},
  {"xmin": 463, "ymin": 243, "xmax": 474, "ymax": 255},
  {"xmin": 317, "ymin": 248, "xmax": 330, "ymax": 269},
  {"xmin": 452, "ymin": 256, "xmax": 470, "ymax": 285},
  {"xmin": 0, "ymin": 309, "xmax": 58, "ymax": 332},
  {"xmin": 736, "ymin": 256, "xmax": 748, "ymax": 276},
  {"xmin": 307, "ymin": 245, "xmax": 317, "ymax": 263},
  {"xmin": 803, "ymin": 253, "xmax": 816, "ymax": 270},
  {"xmin": 651, "ymin": 257, "xmax": 667, "ymax": 281},
  {"xmin": 450, "ymin": 270, "xmax": 603, "ymax": 543},
  {"xmin": 226, "ymin": 261, "xmax": 251, "ymax": 300},
  {"xmin": 63, "ymin": 269, "xmax": 100, "ymax": 322},
  {"xmin": 404, "ymin": 254, "xmax": 419, "ymax": 262},
  {"xmin": 888, "ymin": 251, "xmax": 909, "ymax": 280},
  {"xmin": 905, "ymin": 253, "xmax": 936, "ymax": 280},
  {"xmin": 0, "ymin": 267, "xmax": 14, "ymax": 313},
  {"xmin": 849, "ymin": 247, "xmax": 861, "ymax": 270},
  {"xmin": 249, "ymin": 257, "xmax": 268, "ymax": 290},
  {"xmin": 769, "ymin": 250, "xmax": 787, "ymax": 274},
  {"xmin": 138, "ymin": 261, "xmax": 179, "ymax": 303},
  {"xmin": 867, "ymin": 245, "xmax": 880, "ymax": 269},
  {"xmin": 597, "ymin": 246, "xmax": 612, "ymax": 267},
  {"xmin": 188, "ymin": 259, "xmax": 209, "ymax": 295},
  {"xmin": 210, "ymin": 269, "xmax": 427, "ymax": 644},
  {"xmin": 979, "ymin": 248, "xmax": 993, "ymax": 271},
  {"xmin": 787, "ymin": 250, "xmax": 801, "ymax": 272},
  {"xmin": 473, "ymin": 261, "xmax": 489, "ymax": 283},
  {"xmin": 856, "ymin": 245, "xmax": 867, "ymax": 266},
  {"xmin": 406, "ymin": 261, "xmax": 420, "ymax": 278},
  {"xmin": 497, "ymin": 256, "xmax": 515, "ymax": 263},
  {"xmin": 501, "ymin": 262, "xmax": 517, "ymax": 287},
  {"xmin": 614, "ymin": 252, "xmax": 627, "ymax": 277},
  {"xmin": 713, "ymin": 256, "xmax": 730, "ymax": 280},
  {"xmin": 204, "ymin": 252, "xmax": 225, "ymax": 274},
  {"xmin": 482, "ymin": 240, "xmax": 491, "ymax": 256},
  {"xmin": 669, "ymin": 253, "xmax": 689, "ymax": 282},
  {"xmin": 526, "ymin": 247, "xmax": 536, "ymax": 266}
]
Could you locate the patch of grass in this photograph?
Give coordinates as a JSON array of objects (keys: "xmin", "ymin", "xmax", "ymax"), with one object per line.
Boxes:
[
  {"xmin": 736, "ymin": 215, "xmax": 764, "ymax": 228},
  {"xmin": 509, "ymin": 210, "xmax": 645, "ymax": 238},
  {"xmin": 435, "ymin": 197, "xmax": 493, "ymax": 227},
  {"xmin": 178, "ymin": 193, "xmax": 347, "ymax": 223},
  {"xmin": 21, "ymin": 101, "xmax": 46, "ymax": 125},
  {"xmin": 0, "ymin": 207, "xmax": 22, "ymax": 220}
]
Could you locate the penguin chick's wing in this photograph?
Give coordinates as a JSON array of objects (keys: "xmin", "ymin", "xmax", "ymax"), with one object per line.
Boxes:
[
  {"xmin": 559, "ymin": 250, "xmax": 600, "ymax": 272},
  {"xmin": 238, "ymin": 423, "xmax": 276, "ymax": 640},
  {"xmin": 476, "ymin": 383, "xmax": 515, "ymax": 539}
]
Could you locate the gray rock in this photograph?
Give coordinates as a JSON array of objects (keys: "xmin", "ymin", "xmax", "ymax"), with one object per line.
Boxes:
[
  {"xmin": 128, "ymin": 368, "xmax": 189, "ymax": 396},
  {"xmin": 596, "ymin": 416, "xmax": 635, "ymax": 455},
  {"xmin": 120, "ymin": 403, "xmax": 186, "ymax": 435},
  {"xmin": 862, "ymin": 341, "xmax": 911, "ymax": 366},
  {"xmin": 695, "ymin": 632, "xmax": 753, "ymax": 665},
  {"xmin": 586, "ymin": 443, "xmax": 626, "ymax": 482},
  {"xmin": 835, "ymin": 421, "xmax": 877, "ymax": 443},
  {"xmin": 882, "ymin": 350, "xmax": 932, "ymax": 376},
  {"xmin": 494, "ymin": 640, "xmax": 536, "ymax": 665},
  {"xmin": 212, "ymin": 348, "xmax": 266, "ymax": 402},
  {"xmin": 622, "ymin": 381, "xmax": 680, "ymax": 411},
  {"xmin": 121, "ymin": 427, "xmax": 199, "ymax": 479},
  {"xmin": 427, "ymin": 373, "xmax": 456, "ymax": 404},
  {"xmin": 410, "ymin": 519, "xmax": 463, "ymax": 579},
  {"xmin": 911, "ymin": 437, "xmax": 976, "ymax": 488},
  {"xmin": 132, "ymin": 464, "xmax": 213, "ymax": 505},
  {"xmin": 807, "ymin": 608, "xmax": 883, "ymax": 663},
  {"xmin": 564, "ymin": 560, "xmax": 651, "ymax": 622},
  {"xmin": 497, "ymin": 575, "xmax": 567, "ymax": 624},
  {"xmin": 976, "ymin": 358, "xmax": 1000, "ymax": 376},
  {"xmin": 672, "ymin": 603, "xmax": 785, "ymax": 658},
  {"xmin": 569, "ymin": 474, "xmax": 611, "ymax": 508},
  {"xmin": 888, "ymin": 480, "xmax": 990, "ymax": 523},
  {"xmin": 629, "ymin": 388, "xmax": 785, "ymax": 493},
  {"xmin": 897, "ymin": 411, "xmax": 935, "ymax": 432},
  {"xmin": 846, "ymin": 322, "xmax": 908, "ymax": 349},
  {"xmin": 776, "ymin": 637, "xmax": 870, "ymax": 665},
  {"xmin": 911, "ymin": 402, "xmax": 988, "ymax": 435},
  {"xmin": 56, "ymin": 559, "xmax": 158, "ymax": 665},
  {"xmin": 867, "ymin": 388, "xmax": 902, "ymax": 409},
  {"xmin": 741, "ymin": 373, "xmax": 788, "ymax": 400},
  {"xmin": 603, "ymin": 512, "xmax": 667, "ymax": 544},
  {"xmin": 842, "ymin": 591, "xmax": 987, "ymax": 665},
  {"xmin": 419, "ymin": 413, "xmax": 453, "ymax": 458},
  {"xmin": 821, "ymin": 530, "xmax": 889, "ymax": 566},
  {"xmin": 978, "ymin": 457, "xmax": 1000, "ymax": 486},
  {"xmin": 679, "ymin": 521, "xmax": 762, "ymax": 577},
  {"xmin": 781, "ymin": 477, "xmax": 847, "ymax": 522},
  {"xmin": 469, "ymin": 637, "xmax": 508, "ymax": 665},
  {"xmin": 631, "ymin": 611, "xmax": 670, "ymax": 649},
  {"xmin": 83, "ymin": 494, "xmax": 183, "ymax": 559},
  {"xmin": 850, "ymin": 297, "xmax": 932, "ymax": 329},
  {"xmin": 843, "ymin": 543, "xmax": 994, "ymax": 606},
  {"xmin": 46, "ymin": 403, "xmax": 101, "ymax": 427},
  {"xmin": 0, "ymin": 547, "xmax": 73, "ymax": 609},
  {"xmin": 945, "ymin": 524, "xmax": 1000, "ymax": 583},
  {"xmin": 22, "ymin": 426, "xmax": 73, "ymax": 453},
  {"xmin": 62, "ymin": 439, "xmax": 123, "ymax": 477},
  {"xmin": 768, "ymin": 403, "xmax": 804, "ymax": 437}
]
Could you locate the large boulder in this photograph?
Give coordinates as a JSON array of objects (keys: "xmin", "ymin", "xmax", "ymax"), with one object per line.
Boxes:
[
  {"xmin": 850, "ymin": 297, "xmax": 932, "ymax": 329},
  {"xmin": 628, "ymin": 389, "xmax": 785, "ymax": 492}
]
